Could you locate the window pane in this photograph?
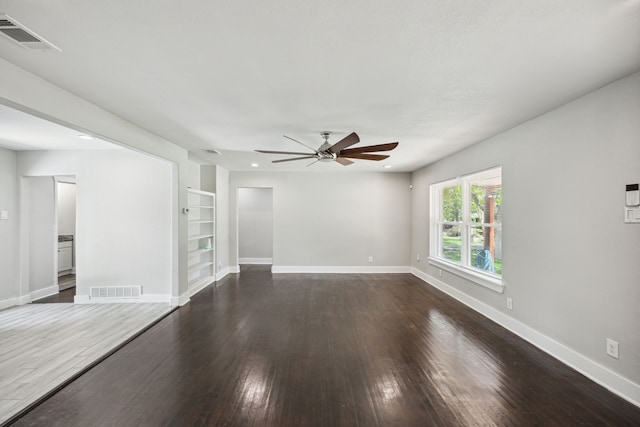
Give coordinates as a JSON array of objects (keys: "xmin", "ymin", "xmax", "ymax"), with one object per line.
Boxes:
[
  {"xmin": 469, "ymin": 226, "xmax": 502, "ymax": 275},
  {"xmin": 442, "ymin": 185, "xmax": 462, "ymax": 222},
  {"xmin": 469, "ymin": 183, "xmax": 502, "ymax": 225},
  {"xmin": 441, "ymin": 224, "xmax": 461, "ymax": 264}
]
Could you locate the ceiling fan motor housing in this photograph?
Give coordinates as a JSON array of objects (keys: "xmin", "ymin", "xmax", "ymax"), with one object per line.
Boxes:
[{"xmin": 318, "ymin": 151, "xmax": 336, "ymax": 162}]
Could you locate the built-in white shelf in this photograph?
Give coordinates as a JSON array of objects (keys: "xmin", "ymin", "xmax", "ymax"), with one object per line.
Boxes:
[
  {"xmin": 187, "ymin": 188, "xmax": 216, "ymax": 293},
  {"xmin": 189, "ymin": 261, "xmax": 214, "ymax": 272},
  {"xmin": 188, "ymin": 233, "xmax": 214, "ymax": 241},
  {"xmin": 187, "ymin": 188, "xmax": 215, "ymax": 197},
  {"xmin": 189, "ymin": 248, "xmax": 214, "ymax": 257}
]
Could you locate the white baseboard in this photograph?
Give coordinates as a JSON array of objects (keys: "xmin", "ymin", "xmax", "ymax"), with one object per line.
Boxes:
[
  {"xmin": 30, "ymin": 285, "xmax": 59, "ymax": 301},
  {"xmin": 230, "ymin": 265, "xmax": 240, "ymax": 274},
  {"xmin": 170, "ymin": 293, "xmax": 190, "ymax": 307},
  {"xmin": 0, "ymin": 295, "xmax": 29, "ymax": 311},
  {"xmin": 410, "ymin": 267, "xmax": 640, "ymax": 408},
  {"xmin": 271, "ymin": 265, "xmax": 411, "ymax": 273},
  {"xmin": 271, "ymin": 265, "xmax": 411, "ymax": 274},
  {"xmin": 239, "ymin": 257, "xmax": 273, "ymax": 265},
  {"xmin": 216, "ymin": 266, "xmax": 233, "ymax": 281},
  {"xmin": 74, "ymin": 294, "xmax": 172, "ymax": 304}
]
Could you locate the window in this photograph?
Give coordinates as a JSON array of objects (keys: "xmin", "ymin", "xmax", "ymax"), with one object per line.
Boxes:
[{"xmin": 429, "ymin": 167, "xmax": 502, "ymax": 290}]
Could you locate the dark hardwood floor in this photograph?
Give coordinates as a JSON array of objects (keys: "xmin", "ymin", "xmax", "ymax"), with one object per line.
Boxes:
[
  {"xmin": 31, "ymin": 288, "xmax": 75, "ymax": 304},
  {"xmin": 11, "ymin": 266, "xmax": 640, "ymax": 426},
  {"xmin": 32, "ymin": 275, "xmax": 75, "ymax": 304}
]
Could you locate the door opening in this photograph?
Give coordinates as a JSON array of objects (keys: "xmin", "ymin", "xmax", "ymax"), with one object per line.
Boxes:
[
  {"xmin": 237, "ymin": 188, "xmax": 273, "ymax": 271},
  {"xmin": 27, "ymin": 175, "xmax": 77, "ymax": 304}
]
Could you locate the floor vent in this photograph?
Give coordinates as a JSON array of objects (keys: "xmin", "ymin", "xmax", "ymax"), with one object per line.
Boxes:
[
  {"xmin": 0, "ymin": 14, "xmax": 61, "ymax": 51},
  {"xmin": 90, "ymin": 286, "xmax": 142, "ymax": 299}
]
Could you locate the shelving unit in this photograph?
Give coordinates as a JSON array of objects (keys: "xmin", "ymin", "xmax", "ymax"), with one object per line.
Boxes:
[{"xmin": 187, "ymin": 188, "xmax": 216, "ymax": 293}]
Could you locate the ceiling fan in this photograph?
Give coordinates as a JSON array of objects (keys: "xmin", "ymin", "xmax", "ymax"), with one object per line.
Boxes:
[{"xmin": 255, "ymin": 132, "xmax": 398, "ymax": 166}]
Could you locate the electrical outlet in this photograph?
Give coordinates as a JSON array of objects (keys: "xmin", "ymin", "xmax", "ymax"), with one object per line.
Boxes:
[
  {"xmin": 416, "ymin": 253, "xmax": 420, "ymax": 261},
  {"xmin": 368, "ymin": 256, "xmax": 373, "ymax": 263},
  {"xmin": 0, "ymin": 210, "xmax": 7, "ymax": 220},
  {"xmin": 438, "ymin": 269, "xmax": 442, "ymax": 277},
  {"xmin": 506, "ymin": 297, "xmax": 513, "ymax": 310},
  {"xmin": 606, "ymin": 338, "xmax": 619, "ymax": 359}
]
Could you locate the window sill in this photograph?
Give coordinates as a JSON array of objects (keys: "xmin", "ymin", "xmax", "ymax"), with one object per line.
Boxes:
[{"xmin": 427, "ymin": 257, "xmax": 504, "ymax": 294}]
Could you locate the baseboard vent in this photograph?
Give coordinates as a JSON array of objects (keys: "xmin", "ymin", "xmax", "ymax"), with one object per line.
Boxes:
[{"xmin": 90, "ymin": 286, "xmax": 142, "ymax": 299}]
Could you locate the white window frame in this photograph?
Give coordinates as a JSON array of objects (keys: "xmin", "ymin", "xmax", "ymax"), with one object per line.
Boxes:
[{"xmin": 428, "ymin": 167, "xmax": 504, "ymax": 293}]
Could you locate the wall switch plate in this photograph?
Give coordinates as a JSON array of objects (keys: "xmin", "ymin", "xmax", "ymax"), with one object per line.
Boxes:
[
  {"xmin": 606, "ymin": 338, "xmax": 619, "ymax": 359},
  {"xmin": 0, "ymin": 210, "xmax": 7, "ymax": 220},
  {"xmin": 624, "ymin": 207, "xmax": 640, "ymax": 223},
  {"xmin": 416, "ymin": 253, "xmax": 420, "ymax": 261},
  {"xmin": 438, "ymin": 269, "xmax": 442, "ymax": 277},
  {"xmin": 368, "ymin": 256, "xmax": 373, "ymax": 263},
  {"xmin": 506, "ymin": 297, "xmax": 513, "ymax": 310}
]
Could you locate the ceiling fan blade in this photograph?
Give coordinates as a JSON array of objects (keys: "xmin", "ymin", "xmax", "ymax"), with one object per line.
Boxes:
[
  {"xmin": 282, "ymin": 135, "xmax": 318, "ymax": 153},
  {"xmin": 339, "ymin": 142, "xmax": 398, "ymax": 156},
  {"xmin": 335, "ymin": 157, "xmax": 354, "ymax": 166},
  {"xmin": 340, "ymin": 153, "xmax": 389, "ymax": 161},
  {"xmin": 328, "ymin": 132, "xmax": 359, "ymax": 154},
  {"xmin": 256, "ymin": 150, "xmax": 315, "ymax": 156},
  {"xmin": 272, "ymin": 155, "xmax": 317, "ymax": 163}
]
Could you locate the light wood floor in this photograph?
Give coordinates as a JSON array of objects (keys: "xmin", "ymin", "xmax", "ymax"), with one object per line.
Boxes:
[{"xmin": 0, "ymin": 303, "xmax": 173, "ymax": 424}]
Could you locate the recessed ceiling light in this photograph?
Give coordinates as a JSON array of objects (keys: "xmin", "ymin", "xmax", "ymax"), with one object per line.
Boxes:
[
  {"xmin": 78, "ymin": 134, "xmax": 94, "ymax": 140},
  {"xmin": 383, "ymin": 165, "xmax": 392, "ymax": 169},
  {"xmin": 251, "ymin": 163, "xmax": 259, "ymax": 168}
]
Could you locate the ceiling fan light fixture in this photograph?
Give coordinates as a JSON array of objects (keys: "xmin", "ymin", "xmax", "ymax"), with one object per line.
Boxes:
[{"xmin": 255, "ymin": 131, "xmax": 398, "ymax": 166}]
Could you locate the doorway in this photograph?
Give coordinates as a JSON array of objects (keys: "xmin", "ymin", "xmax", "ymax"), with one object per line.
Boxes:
[
  {"xmin": 237, "ymin": 188, "xmax": 273, "ymax": 268},
  {"xmin": 54, "ymin": 177, "xmax": 76, "ymax": 301},
  {"xmin": 26, "ymin": 175, "xmax": 77, "ymax": 304}
]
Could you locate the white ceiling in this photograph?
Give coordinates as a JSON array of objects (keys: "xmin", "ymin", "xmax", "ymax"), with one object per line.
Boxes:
[{"xmin": 0, "ymin": 1, "xmax": 638, "ymax": 171}]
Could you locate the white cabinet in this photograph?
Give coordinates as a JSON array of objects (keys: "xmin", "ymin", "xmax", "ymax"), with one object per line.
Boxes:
[
  {"xmin": 58, "ymin": 241, "xmax": 73, "ymax": 272},
  {"xmin": 187, "ymin": 188, "xmax": 216, "ymax": 293}
]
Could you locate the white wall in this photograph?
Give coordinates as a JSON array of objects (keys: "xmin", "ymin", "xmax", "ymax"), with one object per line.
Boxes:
[
  {"xmin": 411, "ymin": 72, "xmax": 640, "ymax": 402},
  {"xmin": 238, "ymin": 188, "xmax": 273, "ymax": 262},
  {"xmin": 229, "ymin": 172, "xmax": 412, "ymax": 270},
  {"xmin": 201, "ymin": 165, "xmax": 216, "ymax": 194},
  {"xmin": 187, "ymin": 159, "xmax": 201, "ymax": 189},
  {"xmin": 57, "ymin": 182, "xmax": 76, "ymax": 236},
  {"xmin": 216, "ymin": 166, "xmax": 230, "ymax": 275},
  {"xmin": 26, "ymin": 177, "xmax": 56, "ymax": 294},
  {"xmin": 0, "ymin": 148, "xmax": 18, "ymax": 306},
  {"xmin": 17, "ymin": 149, "xmax": 173, "ymax": 300}
]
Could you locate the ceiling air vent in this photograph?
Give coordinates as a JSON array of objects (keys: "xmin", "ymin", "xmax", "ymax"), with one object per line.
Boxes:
[
  {"xmin": 203, "ymin": 149, "xmax": 221, "ymax": 155},
  {"xmin": 0, "ymin": 14, "xmax": 61, "ymax": 51}
]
